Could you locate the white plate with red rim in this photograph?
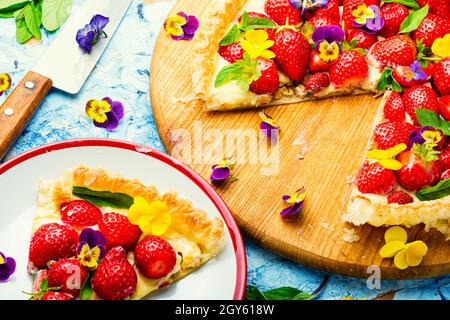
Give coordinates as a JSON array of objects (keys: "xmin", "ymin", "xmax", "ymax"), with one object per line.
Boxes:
[{"xmin": 0, "ymin": 139, "xmax": 247, "ymax": 300}]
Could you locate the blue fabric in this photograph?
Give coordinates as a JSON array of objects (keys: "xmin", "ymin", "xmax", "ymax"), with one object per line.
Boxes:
[{"xmin": 0, "ymin": 0, "xmax": 449, "ymax": 300}]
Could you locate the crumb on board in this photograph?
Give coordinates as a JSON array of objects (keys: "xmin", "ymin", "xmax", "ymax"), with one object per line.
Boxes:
[{"xmin": 343, "ymin": 228, "xmax": 360, "ymax": 243}]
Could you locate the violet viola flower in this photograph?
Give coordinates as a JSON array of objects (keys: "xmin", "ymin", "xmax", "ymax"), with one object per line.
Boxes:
[
  {"xmin": 312, "ymin": 25, "xmax": 345, "ymax": 63},
  {"xmin": 397, "ymin": 61, "xmax": 428, "ymax": 83},
  {"xmin": 210, "ymin": 159, "xmax": 235, "ymax": 184},
  {"xmin": 77, "ymin": 228, "xmax": 106, "ymax": 269},
  {"xmin": 280, "ymin": 188, "xmax": 306, "ymax": 222},
  {"xmin": 0, "ymin": 252, "xmax": 16, "ymax": 282},
  {"xmin": 76, "ymin": 14, "xmax": 110, "ymax": 54},
  {"xmin": 289, "ymin": 0, "xmax": 329, "ymax": 16},
  {"xmin": 409, "ymin": 126, "xmax": 443, "ymax": 146},
  {"xmin": 352, "ymin": 4, "xmax": 384, "ymax": 34},
  {"xmin": 259, "ymin": 111, "xmax": 280, "ymax": 142},
  {"xmin": 164, "ymin": 12, "xmax": 199, "ymax": 41},
  {"xmin": 85, "ymin": 97, "xmax": 124, "ymax": 131}
]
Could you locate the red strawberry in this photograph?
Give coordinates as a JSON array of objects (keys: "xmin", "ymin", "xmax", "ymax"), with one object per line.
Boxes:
[
  {"xmin": 98, "ymin": 212, "xmax": 142, "ymax": 251},
  {"xmin": 308, "ymin": 11, "xmax": 339, "ymax": 28},
  {"xmin": 134, "ymin": 236, "xmax": 177, "ymax": 279},
  {"xmin": 367, "ymin": 35, "xmax": 416, "ymax": 69},
  {"xmin": 314, "ymin": 0, "xmax": 340, "ymax": 19},
  {"xmin": 250, "ymin": 58, "xmax": 280, "ymax": 95},
  {"xmin": 387, "ymin": 191, "xmax": 414, "ymax": 205},
  {"xmin": 396, "ymin": 150, "xmax": 441, "ymax": 191},
  {"xmin": 438, "ymin": 96, "xmax": 450, "ymax": 121},
  {"xmin": 309, "ymin": 50, "xmax": 330, "ymax": 73},
  {"xmin": 433, "ymin": 57, "xmax": 450, "ymax": 96},
  {"xmin": 383, "ymin": 91, "xmax": 405, "ymax": 122},
  {"xmin": 273, "ymin": 27, "xmax": 310, "ymax": 81},
  {"xmin": 439, "ymin": 147, "xmax": 450, "ymax": 172},
  {"xmin": 92, "ymin": 247, "xmax": 137, "ymax": 300},
  {"xmin": 346, "ymin": 28, "xmax": 377, "ymax": 50},
  {"xmin": 41, "ymin": 292, "xmax": 73, "ymax": 300},
  {"xmin": 379, "ymin": 3, "xmax": 409, "ymax": 38},
  {"xmin": 343, "ymin": 0, "xmax": 380, "ymax": 28},
  {"xmin": 442, "ymin": 169, "xmax": 450, "ymax": 180},
  {"xmin": 304, "ymin": 72, "xmax": 331, "ymax": 93},
  {"xmin": 29, "ymin": 223, "xmax": 78, "ymax": 269},
  {"xmin": 238, "ymin": 12, "xmax": 276, "ymax": 40},
  {"xmin": 417, "ymin": 0, "xmax": 450, "ymax": 18},
  {"xmin": 329, "ymin": 50, "xmax": 369, "ymax": 88},
  {"xmin": 413, "ymin": 14, "xmax": 450, "ymax": 48},
  {"xmin": 373, "ymin": 121, "xmax": 416, "ymax": 150},
  {"xmin": 218, "ymin": 42, "xmax": 245, "ymax": 64},
  {"xmin": 264, "ymin": 0, "xmax": 301, "ymax": 25},
  {"xmin": 60, "ymin": 200, "xmax": 102, "ymax": 229},
  {"xmin": 47, "ymin": 258, "xmax": 88, "ymax": 298},
  {"xmin": 402, "ymin": 85, "xmax": 439, "ymax": 124},
  {"xmin": 356, "ymin": 162, "xmax": 397, "ymax": 195}
]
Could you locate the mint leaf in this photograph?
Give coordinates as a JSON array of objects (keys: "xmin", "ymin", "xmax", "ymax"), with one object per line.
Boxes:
[
  {"xmin": 79, "ymin": 272, "xmax": 93, "ymax": 300},
  {"xmin": 0, "ymin": 10, "xmax": 15, "ymax": 18},
  {"xmin": 0, "ymin": 0, "xmax": 28, "ymax": 13},
  {"xmin": 416, "ymin": 109, "xmax": 450, "ymax": 136},
  {"xmin": 219, "ymin": 24, "xmax": 241, "ymax": 46},
  {"xmin": 42, "ymin": 0, "xmax": 72, "ymax": 31},
  {"xmin": 376, "ymin": 68, "xmax": 402, "ymax": 92},
  {"xmin": 416, "ymin": 178, "xmax": 450, "ymax": 201},
  {"xmin": 245, "ymin": 17, "xmax": 276, "ymax": 30},
  {"xmin": 214, "ymin": 53, "xmax": 260, "ymax": 91},
  {"xmin": 72, "ymin": 186, "xmax": 134, "ymax": 209},
  {"xmin": 399, "ymin": 5, "xmax": 429, "ymax": 34},
  {"xmin": 382, "ymin": 0, "xmax": 420, "ymax": 9}
]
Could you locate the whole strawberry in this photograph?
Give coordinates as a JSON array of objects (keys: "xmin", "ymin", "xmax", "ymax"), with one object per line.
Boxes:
[
  {"xmin": 329, "ymin": 50, "xmax": 369, "ymax": 88},
  {"xmin": 92, "ymin": 247, "xmax": 137, "ymax": 300},
  {"xmin": 60, "ymin": 200, "xmax": 102, "ymax": 229},
  {"xmin": 373, "ymin": 121, "xmax": 416, "ymax": 150},
  {"xmin": 29, "ymin": 223, "xmax": 78, "ymax": 269},
  {"xmin": 218, "ymin": 42, "xmax": 244, "ymax": 64},
  {"xmin": 356, "ymin": 162, "xmax": 397, "ymax": 195},
  {"xmin": 417, "ymin": 0, "xmax": 450, "ymax": 18},
  {"xmin": 313, "ymin": 0, "xmax": 340, "ymax": 20},
  {"xmin": 383, "ymin": 91, "xmax": 405, "ymax": 122},
  {"xmin": 379, "ymin": 3, "xmax": 409, "ymax": 38},
  {"xmin": 308, "ymin": 10, "xmax": 339, "ymax": 28},
  {"xmin": 41, "ymin": 292, "xmax": 73, "ymax": 300},
  {"xmin": 134, "ymin": 236, "xmax": 177, "ymax": 279},
  {"xmin": 264, "ymin": 0, "xmax": 301, "ymax": 26},
  {"xmin": 343, "ymin": 0, "xmax": 380, "ymax": 28},
  {"xmin": 98, "ymin": 212, "xmax": 142, "ymax": 251},
  {"xmin": 304, "ymin": 72, "xmax": 331, "ymax": 93},
  {"xmin": 273, "ymin": 27, "xmax": 310, "ymax": 81},
  {"xmin": 396, "ymin": 150, "xmax": 441, "ymax": 191},
  {"xmin": 387, "ymin": 191, "xmax": 414, "ymax": 205},
  {"xmin": 346, "ymin": 28, "xmax": 377, "ymax": 50},
  {"xmin": 433, "ymin": 57, "xmax": 450, "ymax": 96},
  {"xmin": 402, "ymin": 85, "xmax": 439, "ymax": 124},
  {"xmin": 47, "ymin": 258, "xmax": 88, "ymax": 298},
  {"xmin": 438, "ymin": 96, "xmax": 450, "ymax": 121},
  {"xmin": 439, "ymin": 147, "xmax": 450, "ymax": 172},
  {"xmin": 250, "ymin": 58, "xmax": 280, "ymax": 95},
  {"xmin": 413, "ymin": 14, "xmax": 450, "ymax": 48},
  {"xmin": 367, "ymin": 35, "xmax": 416, "ymax": 69}
]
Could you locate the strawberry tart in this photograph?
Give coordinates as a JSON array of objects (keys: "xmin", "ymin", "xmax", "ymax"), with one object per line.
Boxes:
[
  {"xmin": 27, "ymin": 166, "xmax": 225, "ymax": 300},
  {"xmin": 192, "ymin": 0, "xmax": 450, "ymax": 237}
]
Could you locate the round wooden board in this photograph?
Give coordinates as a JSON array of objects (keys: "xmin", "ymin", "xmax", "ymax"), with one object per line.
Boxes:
[{"xmin": 150, "ymin": 0, "xmax": 450, "ymax": 279}]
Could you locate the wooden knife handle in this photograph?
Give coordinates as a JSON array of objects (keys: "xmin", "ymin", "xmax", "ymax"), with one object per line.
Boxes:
[{"xmin": 0, "ymin": 71, "xmax": 52, "ymax": 159}]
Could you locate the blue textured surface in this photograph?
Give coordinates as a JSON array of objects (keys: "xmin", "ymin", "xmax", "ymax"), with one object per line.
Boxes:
[{"xmin": 1, "ymin": 0, "xmax": 449, "ymax": 300}]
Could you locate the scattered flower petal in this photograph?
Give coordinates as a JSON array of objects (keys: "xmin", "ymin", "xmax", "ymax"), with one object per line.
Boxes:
[
  {"xmin": 280, "ymin": 187, "xmax": 306, "ymax": 221},
  {"xmin": 0, "ymin": 252, "xmax": 16, "ymax": 282},
  {"xmin": 76, "ymin": 14, "xmax": 109, "ymax": 54},
  {"xmin": 0, "ymin": 73, "xmax": 11, "ymax": 97},
  {"xmin": 259, "ymin": 111, "xmax": 280, "ymax": 141},
  {"xmin": 85, "ymin": 97, "xmax": 124, "ymax": 131},
  {"xmin": 210, "ymin": 159, "xmax": 236, "ymax": 184}
]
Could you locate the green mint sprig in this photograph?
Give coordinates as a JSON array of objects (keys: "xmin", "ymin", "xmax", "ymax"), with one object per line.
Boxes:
[
  {"xmin": 376, "ymin": 68, "xmax": 402, "ymax": 93},
  {"xmin": 214, "ymin": 53, "xmax": 261, "ymax": 91}
]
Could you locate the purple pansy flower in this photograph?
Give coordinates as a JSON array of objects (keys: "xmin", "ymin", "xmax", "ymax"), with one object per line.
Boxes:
[
  {"xmin": 85, "ymin": 97, "xmax": 124, "ymax": 131},
  {"xmin": 280, "ymin": 188, "xmax": 306, "ymax": 222},
  {"xmin": 76, "ymin": 14, "xmax": 110, "ymax": 54},
  {"xmin": 210, "ymin": 159, "xmax": 235, "ymax": 184},
  {"xmin": 312, "ymin": 25, "xmax": 345, "ymax": 50},
  {"xmin": 398, "ymin": 61, "xmax": 428, "ymax": 83},
  {"xmin": 77, "ymin": 228, "xmax": 106, "ymax": 269},
  {"xmin": 0, "ymin": 252, "xmax": 16, "ymax": 282},
  {"xmin": 259, "ymin": 111, "xmax": 280, "ymax": 142},
  {"xmin": 164, "ymin": 12, "xmax": 199, "ymax": 41},
  {"xmin": 352, "ymin": 5, "xmax": 384, "ymax": 34},
  {"xmin": 289, "ymin": 0, "xmax": 329, "ymax": 16},
  {"xmin": 409, "ymin": 126, "xmax": 443, "ymax": 146}
]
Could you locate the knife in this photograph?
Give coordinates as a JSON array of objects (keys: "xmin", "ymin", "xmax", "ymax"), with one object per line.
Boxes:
[{"xmin": 0, "ymin": 0, "xmax": 132, "ymax": 159}]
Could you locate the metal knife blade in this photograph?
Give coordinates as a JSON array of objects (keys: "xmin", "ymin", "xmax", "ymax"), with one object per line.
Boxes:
[{"xmin": 32, "ymin": 0, "xmax": 132, "ymax": 94}]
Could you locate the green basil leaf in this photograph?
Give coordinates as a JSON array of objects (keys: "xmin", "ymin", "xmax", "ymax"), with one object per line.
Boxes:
[
  {"xmin": 42, "ymin": 0, "xmax": 72, "ymax": 31},
  {"xmin": 79, "ymin": 272, "xmax": 93, "ymax": 300},
  {"xmin": 245, "ymin": 17, "xmax": 276, "ymax": 30},
  {"xmin": 0, "ymin": 0, "xmax": 28, "ymax": 13},
  {"xmin": 416, "ymin": 109, "xmax": 450, "ymax": 136},
  {"xmin": 0, "ymin": 10, "xmax": 14, "ymax": 18},
  {"xmin": 382, "ymin": 0, "xmax": 420, "ymax": 9},
  {"xmin": 214, "ymin": 63, "xmax": 242, "ymax": 87},
  {"xmin": 399, "ymin": 5, "xmax": 429, "ymax": 34},
  {"xmin": 239, "ymin": 10, "xmax": 248, "ymax": 29},
  {"xmin": 245, "ymin": 286, "xmax": 268, "ymax": 300},
  {"xmin": 15, "ymin": 14, "xmax": 33, "ymax": 44},
  {"xmin": 22, "ymin": 3, "xmax": 41, "ymax": 40},
  {"xmin": 219, "ymin": 24, "xmax": 242, "ymax": 46},
  {"xmin": 72, "ymin": 186, "xmax": 134, "ymax": 209},
  {"xmin": 263, "ymin": 287, "xmax": 312, "ymax": 300},
  {"xmin": 416, "ymin": 178, "xmax": 450, "ymax": 201}
]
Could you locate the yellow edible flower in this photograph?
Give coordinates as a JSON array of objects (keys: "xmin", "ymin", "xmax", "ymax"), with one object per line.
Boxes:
[
  {"xmin": 379, "ymin": 226, "xmax": 428, "ymax": 270},
  {"xmin": 367, "ymin": 143, "xmax": 407, "ymax": 170},
  {"xmin": 128, "ymin": 196, "xmax": 171, "ymax": 236},
  {"xmin": 240, "ymin": 30, "xmax": 275, "ymax": 60},
  {"xmin": 164, "ymin": 14, "xmax": 187, "ymax": 37},
  {"xmin": 351, "ymin": 3, "xmax": 375, "ymax": 25},
  {"xmin": 422, "ymin": 130, "xmax": 443, "ymax": 148},
  {"xmin": 78, "ymin": 243, "xmax": 101, "ymax": 269},
  {"xmin": 85, "ymin": 99, "xmax": 112, "ymax": 124},
  {"xmin": 0, "ymin": 73, "xmax": 11, "ymax": 95},
  {"xmin": 318, "ymin": 41, "xmax": 340, "ymax": 63},
  {"xmin": 432, "ymin": 33, "xmax": 450, "ymax": 58}
]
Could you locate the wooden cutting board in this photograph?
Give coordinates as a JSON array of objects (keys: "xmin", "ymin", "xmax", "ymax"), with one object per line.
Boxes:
[{"xmin": 150, "ymin": 0, "xmax": 450, "ymax": 279}]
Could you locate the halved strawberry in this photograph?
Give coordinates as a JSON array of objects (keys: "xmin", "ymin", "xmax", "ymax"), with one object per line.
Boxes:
[
  {"xmin": 438, "ymin": 96, "xmax": 450, "ymax": 121},
  {"xmin": 433, "ymin": 57, "xmax": 450, "ymax": 96},
  {"xmin": 402, "ymin": 85, "xmax": 439, "ymax": 124},
  {"xmin": 387, "ymin": 191, "xmax": 414, "ymax": 205},
  {"xmin": 356, "ymin": 162, "xmax": 397, "ymax": 195},
  {"xmin": 329, "ymin": 50, "xmax": 369, "ymax": 88},
  {"xmin": 379, "ymin": 3, "xmax": 409, "ymax": 38},
  {"xmin": 413, "ymin": 13, "xmax": 450, "ymax": 48},
  {"xmin": 304, "ymin": 72, "xmax": 331, "ymax": 93},
  {"xmin": 396, "ymin": 150, "xmax": 441, "ymax": 191},
  {"xmin": 264, "ymin": 0, "xmax": 301, "ymax": 26},
  {"xmin": 249, "ymin": 58, "xmax": 280, "ymax": 95},
  {"xmin": 373, "ymin": 121, "xmax": 416, "ymax": 150},
  {"xmin": 367, "ymin": 35, "xmax": 416, "ymax": 69},
  {"xmin": 383, "ymin": 91, "xmax": 406, "ymax": 123}
]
